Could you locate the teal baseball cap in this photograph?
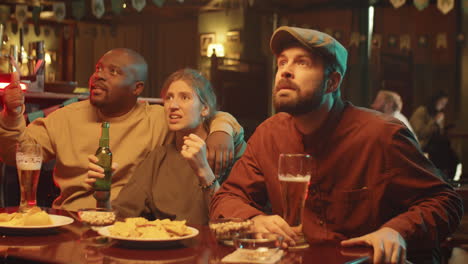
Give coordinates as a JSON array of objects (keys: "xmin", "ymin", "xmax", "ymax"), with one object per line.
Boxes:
[{"xmin": 270, "ymin": 26, "xmax": 348, "ymax": 76}]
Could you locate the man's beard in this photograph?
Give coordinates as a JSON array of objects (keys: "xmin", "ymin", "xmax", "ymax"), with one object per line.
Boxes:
[
  {"xmin": 90, "ymin": 96, "xmax": 105, "ymax": 108},
  {"xmin": 273, "ymin": 80, "xmax": 326, "ymax": 115}
]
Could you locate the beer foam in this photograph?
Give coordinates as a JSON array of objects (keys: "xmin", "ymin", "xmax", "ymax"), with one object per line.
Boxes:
[
  {"xmin": 278, "ymin": 174, "xmax": 311, "ymax": 182},
  {"xmin": 16, "ymin": 160, "xmax": 42, "ymax": 170},
  {"xmin": 16, "ymin": 153, "xmax": 42, "ymax": 170}
]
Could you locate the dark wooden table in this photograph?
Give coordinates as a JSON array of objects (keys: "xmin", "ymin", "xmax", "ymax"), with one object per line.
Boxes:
[{"xmin": 0, "ymin": 208, "xmax": 371, "ymax": 264}]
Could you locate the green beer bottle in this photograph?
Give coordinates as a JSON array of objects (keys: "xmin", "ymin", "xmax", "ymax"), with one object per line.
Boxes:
[{"xmin": 94, "ymin": 122, "xmax": 112, "ymax": 191}]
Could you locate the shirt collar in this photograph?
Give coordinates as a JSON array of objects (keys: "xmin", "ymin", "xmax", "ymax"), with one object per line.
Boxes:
[{"xmin": 302, "ymin": 99, "xmax": 346, "ymax": 155}]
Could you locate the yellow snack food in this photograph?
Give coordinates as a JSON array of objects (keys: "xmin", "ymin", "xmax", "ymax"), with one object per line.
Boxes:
[
  {"xmin": 109, "ymin": 217, "xmax": 192, "ymax": 239},
  {"xmin": 24, "ymin": 211, "xmax": 53, "ymax": 226},
  {"xmin": 0, "ymin": 208, "xmax": 52, "ymax": 227}
]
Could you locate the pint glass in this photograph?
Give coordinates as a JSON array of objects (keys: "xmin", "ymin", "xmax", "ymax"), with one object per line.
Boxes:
[
  {"xmin": 278, "ymin": 153, "xmax": 312, "ymax": 249},
  {"xmin": 16, "ymin": 142, "xmax": 43, "ymax": 212}
]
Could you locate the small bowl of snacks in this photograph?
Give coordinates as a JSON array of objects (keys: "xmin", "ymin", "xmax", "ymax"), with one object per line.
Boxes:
[
  {"xmin": 231, "ymin": 232, "xmax": 284, "ymax": 262},
  {"xmin": 209, "ymin": 218, "xmax": 253, "ymax": 245},
  {"xmin": 78, "ymin": 208, "xmax": 116, "ymax": 229}
]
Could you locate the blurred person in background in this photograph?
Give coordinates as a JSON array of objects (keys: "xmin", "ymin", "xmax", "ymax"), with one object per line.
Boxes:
[
  {"xmin": 371, "ymin": 90, "xmax": 417, "ymax": 140},
  {"xmin": 410, "ymin": 91, "xmax": 459, "ymax": 180}
]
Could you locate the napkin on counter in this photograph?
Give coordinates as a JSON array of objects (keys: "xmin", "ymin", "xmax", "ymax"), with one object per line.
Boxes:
[{"xmin": 222, "ymin": 248, "xmax": 284, "ymax": 264}]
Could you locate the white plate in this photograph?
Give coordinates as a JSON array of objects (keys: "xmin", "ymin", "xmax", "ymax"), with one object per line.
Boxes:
[
  {"xmin": 97, "ymin": 226, "xmax": 199, "ymax": 242},
  {"xmin": 0, "ymin": 214, "xmax": 74, "ymax": 229},
  {"xmin": 0, "ymin": 214, "xmax": 74, "ymax": 235}
]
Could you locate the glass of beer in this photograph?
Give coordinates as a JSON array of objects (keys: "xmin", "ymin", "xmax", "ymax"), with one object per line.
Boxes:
[
  {"xmin": 278, "ymin": 153, "xmax": 312, "ymax": 249},
  {"xmin": 16, "ymin": 142, "xmax": 43, "ymax": 212}
]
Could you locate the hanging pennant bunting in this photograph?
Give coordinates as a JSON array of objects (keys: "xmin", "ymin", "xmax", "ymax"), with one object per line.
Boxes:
[
  {"xmin": 349, "ymin": 32, "xmax": 360, "ymax": 47},
  {"xmin": 399, "ymin": 34, "xmax": 411, "ymax": 51},
  {"xmin": 32, "ymin": 5, "xmax": 41, "ymax": 25},
  {"xmin": 34, "ymin": 24, "xmax": 40, "ymax": 36},
  {"xmin": 414, "ymin": 0, "xmax": 429, "ymax": 11},
  {"xmin": 53, "ymin": 2, "xmax": 66, "ymax": 22},
  {"xmin": 436, "ymin": 33, "xmax": 447, "ymax": 49},
  {"xmin": 372, "ymin": 34, "xmax": 382, "ymax": 48},
  {"xmin": 15, "ymin": 5, "xmax": 28, "ymax": 27},
  {"xmin": 0, "ymin": 5, "xmax": 10, "ymax": 25},
  {"xmin": 72, "ymin": 0, "xmax": 85, "ymax": 20},
  {"xmin": 152, "ymin": 0, "xmax": 165, "ymax": 7},
  {"xmin": 390, "ymin": 0, "xmax": 405, "ymax": 9},
  {"xmin": 92, "ymin": 0, "xmax": 105, "ymax": 19},
  {"xmin": 111, "ymin": 0, "xmax": 123, "ymax": 14},
  {"xmin": 132, "ymin": 0, "xmax": 146, "ymax": 12},
  {"xmin": 438, "ymin": 0, "xmax": 454, "ymax": 15}
]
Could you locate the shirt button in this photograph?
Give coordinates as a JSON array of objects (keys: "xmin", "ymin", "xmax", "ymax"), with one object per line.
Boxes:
[{"xmin": 319, "ymin": 220, "xmax": 324, "ymax": 226}]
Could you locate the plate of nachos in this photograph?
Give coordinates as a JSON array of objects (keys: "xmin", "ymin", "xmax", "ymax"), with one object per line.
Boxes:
[
  {"xmin": 0, "ymin": 207, "xmax": 74, "ymax": 234},
  {"xmin": 97, "ymin": 217, "xmax": 198, "ymax": 243}
]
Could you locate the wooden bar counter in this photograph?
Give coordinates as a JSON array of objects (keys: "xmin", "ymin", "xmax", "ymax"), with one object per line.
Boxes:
[{"xmin": 0, "ymin": 208, "xmax": 370, "ymax": 264}]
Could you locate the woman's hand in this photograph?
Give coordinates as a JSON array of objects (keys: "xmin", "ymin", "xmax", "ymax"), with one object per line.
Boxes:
[
  {"xmin": 181, "ymin": 134, "xmax": 215, "ymax": 185},
  {"xmin": 85, "ymin": 155, "xmax": 118, "ymax": 186}
]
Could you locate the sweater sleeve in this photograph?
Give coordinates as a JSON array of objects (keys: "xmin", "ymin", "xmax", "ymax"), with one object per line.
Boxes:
[
  {"xmin": 0, "ymin": 108, "xmax": 56, "ymax": 165},
  {"xmin": 210, "ymin": 138, "xmax": 269, "ymax": 220},
  {"xmin": 380, "ymin": 128, "xmax": 463, "ymax": 245},
  {"xmin": 209, "ymin": 111, "xmax": 243, "ymax": 139}
]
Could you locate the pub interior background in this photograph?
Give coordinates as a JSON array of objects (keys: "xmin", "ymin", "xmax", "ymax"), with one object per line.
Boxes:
[{"xmin": 0, "ymin": 0, "xmax": 467, "ymax": 206}]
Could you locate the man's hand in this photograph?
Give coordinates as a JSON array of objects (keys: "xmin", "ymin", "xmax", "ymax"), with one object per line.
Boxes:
[
  {"xmin": 251, "ymin": 215, "xmax": 298, "ymax": 247},
  {"xmin": 205, "ymin": 131, "xmax": 234, "ymax": 177},
  {"xmin": 85, "ymin": 155, "xmax": 118, "ymax": 185},
  {"xmin": 3, "ymin": 56, "xmax": 24, "ymax": 116},
  {"xmin": 341, "ymin": 227, "xmax": 406, "ymax": 264}
]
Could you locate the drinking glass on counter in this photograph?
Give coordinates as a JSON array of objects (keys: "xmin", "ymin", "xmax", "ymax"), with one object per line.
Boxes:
[
  {"xmin": 16, "ymin": 141, "xmax": 43, "ymax": 213},
  {"xmin": 278, "ymin": 153, "xmax": 312, "ymax": 249}
]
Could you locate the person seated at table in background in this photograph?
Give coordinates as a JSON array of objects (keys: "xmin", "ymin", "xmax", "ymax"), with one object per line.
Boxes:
[
  {"xmin": 87, "ymin": 68, "xmax": 246, "ymax": 225},
  {"xmin": 0, "ymin": 48, "xmax": 243, "ymax": 211},
  {"xmin": 410, "ymin": 90, "xmax": 459, "ymax": 180},
  {"xmin": 371, "ymin": 90, "xmax": 417, "ymax": 139},
  {"xmin": 210, "ymin": 26, "xmax": 462, "ymax": 263}
]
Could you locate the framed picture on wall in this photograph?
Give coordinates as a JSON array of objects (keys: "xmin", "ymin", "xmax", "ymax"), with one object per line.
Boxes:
[
  {"xmin": 226, "ymin": 30, "xmax": 241, "ymax": 61},
  {"xmin": 200, "ymin": 33, "xmax": 216, "ymax": 56},
  {"xmin": 226, "ymin": 30, "xmax": 240, "ymax": 43}
]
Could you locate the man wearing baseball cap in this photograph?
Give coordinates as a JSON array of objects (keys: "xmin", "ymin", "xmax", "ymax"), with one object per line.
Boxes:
[{"xmin": 210, "ymin": 26, "xmax": 462, "ymax": 263}]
